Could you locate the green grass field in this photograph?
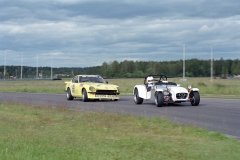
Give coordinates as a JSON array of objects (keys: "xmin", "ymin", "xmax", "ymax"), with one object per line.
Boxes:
[
  {"xmin": 1, "ymin": 103, "xmax": 240, "ymax": 160},
  {"xmin": 0, "ymin": 77, "xmax": 239, "ymax": 98},
  {"xmin": 0, "ymin": 78, "xmax": 240, "ymax": 159}
]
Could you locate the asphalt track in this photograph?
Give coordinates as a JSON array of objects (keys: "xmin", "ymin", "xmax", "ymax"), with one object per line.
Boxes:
[{"xmin": 1, "ymin": 92, "xmax": 240, "ymax": 138}]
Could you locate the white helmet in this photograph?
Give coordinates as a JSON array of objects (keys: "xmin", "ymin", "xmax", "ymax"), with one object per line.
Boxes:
[{"xmin": 146, "ymin": 76, "xmax": 154, "ymax": 84}]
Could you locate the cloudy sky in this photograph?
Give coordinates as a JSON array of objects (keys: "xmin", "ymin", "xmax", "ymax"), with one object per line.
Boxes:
[{"xmin": 0, "ymin": 0, "xmax": 240, "ymax": 67}]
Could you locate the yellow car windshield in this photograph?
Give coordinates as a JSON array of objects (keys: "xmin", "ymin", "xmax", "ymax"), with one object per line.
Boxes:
[{"xmin": 80, "ymin": 76, "xmax": 106, "ymax": 83}]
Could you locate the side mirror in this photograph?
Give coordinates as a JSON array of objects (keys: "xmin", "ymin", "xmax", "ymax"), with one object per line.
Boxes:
[{"xmin": 177, "ymin": 84, "xmax": 180, "ymax": 87}]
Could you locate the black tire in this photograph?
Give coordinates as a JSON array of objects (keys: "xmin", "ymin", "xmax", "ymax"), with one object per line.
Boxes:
[
  {"xmin": 155, "ymin": 92, "xmax": 164, "ymax": 107},
  {"xmin": 82, "ymin": 89, "xmax": 88, "ymax": 102},
  {"xmin": 66, "ymin": 88, "xmax": 74, "ymax": 100},
  {"xmin": 190, "ymin": 91, "xmax": 200, "ymax": 106},
  {"xmin": 134, "ymin": 88, "xmax": 143, "ymax": 104}
]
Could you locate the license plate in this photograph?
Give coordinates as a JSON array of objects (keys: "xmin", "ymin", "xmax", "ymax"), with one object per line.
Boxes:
[
  {"xmin": 95, "ymin": 95, "xmax": 106, "ymax": 97},
  {"xmin": 108, "ymin": 95, "xmax": 116, "ymax": 98}
]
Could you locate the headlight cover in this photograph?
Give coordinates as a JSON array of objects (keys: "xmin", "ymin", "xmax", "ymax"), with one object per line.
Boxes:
[
  {"xmin": 166, "ymin": 85, "xmax": 171, "ymax": 91},
  {"xmin": 89, "ymin": 86, "xmax": 96, "ymax": 92},
  {"xmin": 187, "ymin": 85, "xmax": 192, "ymax": 90}
]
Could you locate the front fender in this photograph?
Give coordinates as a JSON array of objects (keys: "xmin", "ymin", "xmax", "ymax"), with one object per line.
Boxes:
[
  {"xmin": 133, "ymin": 85, "xmax": 148, "ymax": 99},
  {"xmin": 65, "ymin": 81, "xmax": 70, "ymax": 91},
  {"xmin": 155, "ymin": 88, "xmax": 164, "ymax": 92},
  {"xmin": 191, "ymin": 88, "xmax": 199, "ymax": 92},
  {"xmin": 152, "ymin": 88, "xmax": 164, "ymax": 100}
]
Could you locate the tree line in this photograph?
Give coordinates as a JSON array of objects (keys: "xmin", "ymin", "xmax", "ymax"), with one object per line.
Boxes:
[
  {"xmin": 100, "ymin": 58, "xmax": 240, "ymax": 78},
  {"xmin": 0, "ymin": 58, "xmax": 240, "ymax": 79}
]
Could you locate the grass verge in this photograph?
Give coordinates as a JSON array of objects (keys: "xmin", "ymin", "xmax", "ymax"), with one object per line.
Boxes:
[
  {"xmin": 0, "ymin": 103, "xmax": 240, "ymax": 160},
  {"xmin": 0, "ymin": 77, "xmax": 240, "ymax": 99}
]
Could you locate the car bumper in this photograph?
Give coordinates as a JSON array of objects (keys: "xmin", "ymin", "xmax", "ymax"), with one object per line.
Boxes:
[{"xmin": 88, "ymin": 92, "xmax": 120, "ymax": 99}]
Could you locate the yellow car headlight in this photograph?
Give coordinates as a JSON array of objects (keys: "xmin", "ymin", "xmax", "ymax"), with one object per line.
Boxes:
[{"xmin": 89, "ymin": 86, "xmax": 96, "ymax": 92}]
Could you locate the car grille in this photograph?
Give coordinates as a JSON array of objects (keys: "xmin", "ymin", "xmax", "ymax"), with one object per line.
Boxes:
[
  {"xmin": 176, "ymin": 93, "xmax": 188, "ymax": 99},
  {"xmin": 96, "ymin": 90, "xmax": 119, "ymax": 95}
]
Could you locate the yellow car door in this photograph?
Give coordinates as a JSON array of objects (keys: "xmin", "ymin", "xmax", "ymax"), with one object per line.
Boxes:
[
  {"xmin": 74, "ymin": 75, "xmax": 85, "ymax": 98},
  {"xmin": 76, "ymin": 76, "xmax": 86, "ymax": 97},
  {"xmin": 70, "ymin": 76, "xmax": 79, "ymax": 97}
]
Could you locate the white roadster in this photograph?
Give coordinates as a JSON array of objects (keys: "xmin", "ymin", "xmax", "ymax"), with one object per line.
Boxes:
[{"xmin": 133, "ymin": 75, "xmax": 200, "ymax": 107}]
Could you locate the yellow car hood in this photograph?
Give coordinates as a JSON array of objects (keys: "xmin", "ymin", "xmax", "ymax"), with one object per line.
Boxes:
[{"xmin": 82, "ymin": 82, "xmax": 119, "ymax": 90}]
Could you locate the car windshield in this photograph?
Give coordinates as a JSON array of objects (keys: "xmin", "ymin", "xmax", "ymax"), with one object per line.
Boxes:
[
  {"xmin": 80, "ymin": 76, "xmax": 106, "ymax": 83},
  {"xmin": 154, "ymin": 80, "xmax": 177, "ymax": 86},
  {"xmin": 158, "ymin": 84, "xmax": 176, "ymax": 88}
]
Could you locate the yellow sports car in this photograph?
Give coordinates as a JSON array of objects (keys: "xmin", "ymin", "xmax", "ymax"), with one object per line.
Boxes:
[{"xmin": 65, "ymin": 75, "xmax": 120, "ymax": 101}]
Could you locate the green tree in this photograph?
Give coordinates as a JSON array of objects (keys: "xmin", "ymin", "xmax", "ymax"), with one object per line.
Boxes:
[
  {"xmin": 111, "ymin": 60, "xmax": 119, "ymax": 77},
  {"xmin": 100, "ymin": 62, "xmax": 108, "ymax": 77}
]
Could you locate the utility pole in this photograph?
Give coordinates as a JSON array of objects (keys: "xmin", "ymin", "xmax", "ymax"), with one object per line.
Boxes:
[
  {"xmin": 210, "ymin": 46, "xmax": 213, "ymax": 82},
  {"xmin": 4, "ymin": 51, "xmax": 6, "ymax": 79},
  {"xmin": 21, "ymin": 53, "xmax": 23, "ymax": 79},
  {"xmin": 51, "ymin": 55, "xmax": 53, "ymax": 79},
  {"xmin": 36, "ymin": 53, "xmax": 38, "ymax": 79},
  {"xmin": 182, "ymin": 44, "xmax": 186, "ymax": 81}
]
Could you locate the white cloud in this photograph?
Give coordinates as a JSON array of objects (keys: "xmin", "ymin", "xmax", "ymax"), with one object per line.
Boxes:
[
  {"xmin": 0, "ymin": 0, "xmax": 239, "ymax": 67},
  {"xmin": 8, "ymin": 26, "xmax": 26, "ymax": 34},
  {"xmin": 50, "ymin": 51, "xmax": 64, "ymax": 56}
]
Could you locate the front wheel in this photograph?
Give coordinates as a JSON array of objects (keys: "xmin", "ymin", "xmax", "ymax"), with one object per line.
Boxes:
[
  {"xmin": 82, "ymin": 89, "xmax": 88, "ymax": 102},
  {"xmin": 66, "ymin": 88, "xmax": 74, "ymax": 100},
  {"xmin": 155, "ymin": 92, "xmax": 164, "ymax": 107},
  {"xmin": 134, "ymin": 88, "xmax": 143, "ymax": 104},
  {"xmin": 190, "ymin": 91, "xmax": 200, "ymax": 106}
]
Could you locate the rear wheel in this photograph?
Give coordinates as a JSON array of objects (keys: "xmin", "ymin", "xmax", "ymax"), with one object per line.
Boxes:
[
  {"xmin": 82, "ymin": 89, "xmax": 88, "ymax": 102},
  {"xmin": 66, "ymin": 88, "xmax": 74, "ymax": 100},
  {"xmin": 134, "ymin": 88, "xmax": 143, "ymax": 104},
  {"xmin": 155, "ymin": 92, "xmax": 164, "ymax": 107},
  {"xmin": 190, "ymin": 91, "xmax": 200, "ymax": 106}
]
